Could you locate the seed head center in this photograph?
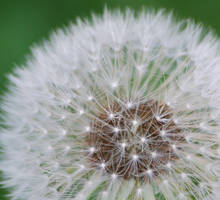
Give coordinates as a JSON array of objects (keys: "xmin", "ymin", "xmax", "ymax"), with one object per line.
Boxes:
[{"xmin": 86, "ymin": 100, "xmax": 183, "ymax": 181}]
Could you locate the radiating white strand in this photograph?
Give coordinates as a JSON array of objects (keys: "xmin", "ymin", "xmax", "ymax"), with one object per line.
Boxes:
[{"xmin": 0, "ymin": 9, "xmax": 220, "ymax": 200}]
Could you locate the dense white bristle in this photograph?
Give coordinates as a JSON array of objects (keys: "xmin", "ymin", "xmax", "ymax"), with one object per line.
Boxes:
[{"xmin": 0, "ymin": 8, "xmax": 220, "ymax": 200}]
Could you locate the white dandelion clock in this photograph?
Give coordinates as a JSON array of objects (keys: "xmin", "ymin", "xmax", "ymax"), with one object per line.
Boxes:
[{"xmin": 1, "ymin": 9, "xmax": 220, "ymax": 200}]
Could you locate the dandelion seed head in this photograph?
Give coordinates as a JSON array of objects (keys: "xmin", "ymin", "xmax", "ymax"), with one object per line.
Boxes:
[{"xmin": 1, "ymin": 9, "xmax": 220, "ymax": 200}]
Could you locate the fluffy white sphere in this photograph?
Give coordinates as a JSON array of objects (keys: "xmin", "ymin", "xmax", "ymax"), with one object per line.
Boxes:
[{"xmin": 1, "ymin": 9, "xmax": 220, "ymax": 200}]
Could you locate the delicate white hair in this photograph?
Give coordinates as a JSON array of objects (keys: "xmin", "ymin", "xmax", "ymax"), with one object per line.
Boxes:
[{"xmin": 1, "ymin": 9, "xmax": 220, "ymax": 200}]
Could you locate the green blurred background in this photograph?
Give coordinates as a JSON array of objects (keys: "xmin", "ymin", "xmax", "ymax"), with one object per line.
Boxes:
[{"xmin": 0, "ymin": 0, "xmax": 220, "ymax": 199}]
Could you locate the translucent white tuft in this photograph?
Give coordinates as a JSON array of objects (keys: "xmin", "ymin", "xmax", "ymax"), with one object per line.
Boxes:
[{"xmin": 1, "ymin": 9, "xmax": 220, "ymax": 200}]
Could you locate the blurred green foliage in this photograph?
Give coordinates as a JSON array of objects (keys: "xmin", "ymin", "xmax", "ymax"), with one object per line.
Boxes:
[{"xmin": 0, "ymin": 0, "xmax": 220, "ymax": 199}]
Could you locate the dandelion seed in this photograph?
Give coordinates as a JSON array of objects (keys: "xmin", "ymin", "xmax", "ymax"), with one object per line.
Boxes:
[
  {"xmin": 78, "ymin": 193, "xmax": 84, "ymax": 199},
  {"xmin": 54, "ymin": 162, "xmax": 59, "ymax": 170},
  {"xmin": 120, "ymin": 142, "xmax": 127, "ymax": 148},
  {"xmin": 64, "ymin": 98, "xmax": 71, "ymax": 105},
  {"xmin": 186, "ymin": 103, "xmax": 191, "ymax": 109},
  {"xmin": 166, "ymin": 162, "xmax": 172, "ymax": 168},
  {"xmin": 87, "ymin": 181, "xmax": 93, "ymax": 186},
  {"xmin": 87, "ymin": 96, "xmax": 93, "ymax": 101},
  {"xmin": 61, "ymin": 129, "xmax": 67, "ymax": 136},
  {"xmin": 109, "ymin": 113, "xmax": 114, "ymax": 119},
  {"xmin": 171, "ymin": 144, "xmax": 176, "ymax": 150},
  {"xmin": 186, "ymin": 155, "xmax": 191, "ymax": 160},
  {"xmin": 137, "ymin": 188, "xmax": 142, "ymax": 193},
  {"xmin": 137, "ymin": 65, "xmax": 144, "ymax": 72},
  {"xmin": 173, "ymin": 119, "xmax": 178, "ymax": 124},
  {"xmin": 179, "ymin": 193, "xmax": 185, "ymax": 199},
  {"xmin": 111, "ymin": 81, "xmax": 118, "ymax": 88},
  {"xmin": 161, "ymin": 130, "xmax": 166, "ymax": 137},
  {"xmin": 200, "ymin": 147, "xmax": 206, "ymax": 153},
  {"xmin": 79, "ymin": 164, "xmax": 85, "ymax": 170},
  {"xmin": 126, "ymin": 102, "xmax": 133, "ymax": 108},
  {"xmin": 156, "ymin": 115, "xmax": 161, "ymax": 121},
  {"xmin": 102, "ymin": 191, "xmax": 108, "ymax": 196},
  {"xmin": 60, "ymin": 114, "xmax": 66, "ymax": 120},
  {"xmin": 151, "ymin": 151, "xmax": 157, "ymax": 158},
  {"xmin": 132, "ymin": 120, "xmax": 138, "ymax": 126},
  {"xmin": 140, "ymin": 137, "xmax": 146, "ymax": 143},
  {"xmin": 42, "ymin": 128, "xmax": 48, "ymax": 135},
  {"xmin": 100, "ymin": 163, "xmax": 106, "ymax": 169},
  {"xmin": 185, "ymin": 135, "xmax": 191, "ymax": 142},
  {"xmin": 47, "ymin": 145, "xmax": 53, "ymax": 151},
  {"xmin": 79, "ymin": 109, "xmax": 84, "ymax": 115},
  {"xmin": 89, "ymin": 147, "xmax": 95, "ymax": 153},
  {"xmin": 132, "ymin": 154, "xmax": 139, "ymax": 161},
  {"xmin": 75, "ymin": 84, "xmax": 81, "ymax": 89},
  {"xmin": 181, "ymin": 173, "xmax": 187, "ymax": 179},
  {"xmin": 64, "ymin": 145, "xmax": 70, "ymax": 152},
  {"xmin": 166, "ymin": 101, "xmax": 171, "ymax": 106},
  {"xmin": 146, "ymin": 169, "xmax": 153, "ymax": 175},
  {"xmin": 85, "ymin": 126, "xmax": 90, "ymax": 132},
  {"xmin": 113, "ymin": 127, "xmax": 120, "ymax": 133},
  {"xmin": 111, "ymin": 173, "xmax": 117, "ymax": 179}
]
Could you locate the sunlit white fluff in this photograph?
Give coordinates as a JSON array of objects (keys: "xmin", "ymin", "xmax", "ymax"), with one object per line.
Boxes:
[{"xmin": 1, "ymin": 9, "xmax": 220, "ymax": 200}]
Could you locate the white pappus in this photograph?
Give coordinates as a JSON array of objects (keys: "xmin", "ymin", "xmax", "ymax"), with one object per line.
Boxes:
[{"xmin": 1, "ymin": 9, "xmax": 220, "ymax": 200}]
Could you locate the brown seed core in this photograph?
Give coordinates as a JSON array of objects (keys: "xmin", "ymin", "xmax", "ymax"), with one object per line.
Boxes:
[{"xmin": 85, "ymin": 100, "xmax": 183, "ymax": 181}]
